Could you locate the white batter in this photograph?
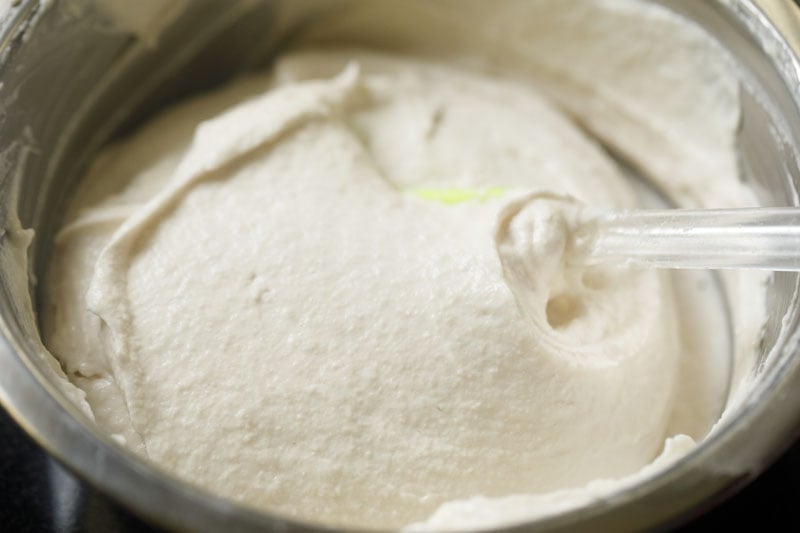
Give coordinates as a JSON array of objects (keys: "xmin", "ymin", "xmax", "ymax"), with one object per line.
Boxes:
[{"xmin": 42, "ymin": 1, "xmax": 767, "ymax": 530}]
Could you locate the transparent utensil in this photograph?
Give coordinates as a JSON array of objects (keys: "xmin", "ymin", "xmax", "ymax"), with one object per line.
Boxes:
[{"xmin": 571, "ymin": 207, "xmax": 800, "ymax": 271}]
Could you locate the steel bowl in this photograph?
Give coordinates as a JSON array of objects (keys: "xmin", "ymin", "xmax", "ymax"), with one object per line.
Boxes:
[{"xmin": 1, "ymin": 0, "xmax": 800, "ymax": 531}]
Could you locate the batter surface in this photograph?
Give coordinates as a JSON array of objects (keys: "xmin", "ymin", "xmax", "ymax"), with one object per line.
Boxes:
[{"xmin": 42, "ymin": 1, "xmax": 765, "ymax": 530}]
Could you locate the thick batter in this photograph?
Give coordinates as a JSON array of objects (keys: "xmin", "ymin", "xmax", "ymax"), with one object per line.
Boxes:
[{"xmin": 42, "ymin": 1, "xmax": 766, "ymax": 530}]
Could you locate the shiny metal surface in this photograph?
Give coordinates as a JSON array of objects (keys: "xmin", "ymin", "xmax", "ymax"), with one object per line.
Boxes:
[{"xmin": 0, "ymin": 1, "xmax": 799, "ymax": 531}]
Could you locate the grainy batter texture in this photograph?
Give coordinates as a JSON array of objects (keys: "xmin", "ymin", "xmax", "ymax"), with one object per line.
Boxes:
[{"xmin": 43, "ymin": 1, "xmax": 766, "ymax": 530}]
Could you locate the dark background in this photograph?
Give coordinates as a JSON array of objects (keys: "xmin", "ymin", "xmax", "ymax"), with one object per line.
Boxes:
[{"xmin": 2, "ymin": 406, "xmax": 798, "ymax": 533}]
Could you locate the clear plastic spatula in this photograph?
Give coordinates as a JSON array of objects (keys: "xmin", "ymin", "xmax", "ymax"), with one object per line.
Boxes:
[
  {"xmin": 571, "ymin": 207, "xmax": 800, "ymax": 271},
  {"xmin": 407, "ymin": 188, "xmax": 800, "ymax": 271}
]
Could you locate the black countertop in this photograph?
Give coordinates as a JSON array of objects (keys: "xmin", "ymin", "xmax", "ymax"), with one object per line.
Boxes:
[{"xmin": 2, "ymin": 405, "xmax": 799, "ymax": 532}]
